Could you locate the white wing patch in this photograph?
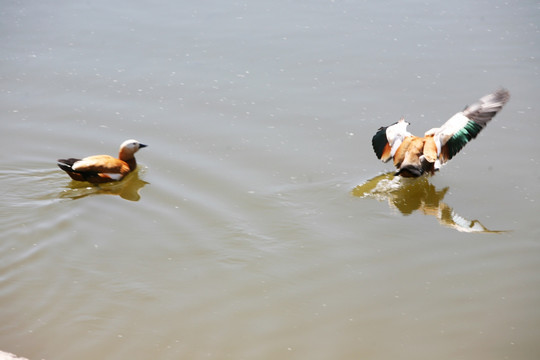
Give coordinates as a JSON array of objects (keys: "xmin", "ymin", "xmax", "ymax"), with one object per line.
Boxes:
[
  {"xmin": 386, "ymin": 120, "xmax": 412, "ymax": 157},
  {"xmin": 103, "ymin": 173, "xmax": 123, "ymax": 181}
]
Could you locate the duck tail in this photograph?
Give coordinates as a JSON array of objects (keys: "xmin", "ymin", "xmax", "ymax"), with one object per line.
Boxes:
[
  {"xmin": 57, "ymin": 158, "xmax": 89, "ymax": 181},
  {"xmin": 57, "ymin": 158, "xmax": 80, "ymax": 171}
]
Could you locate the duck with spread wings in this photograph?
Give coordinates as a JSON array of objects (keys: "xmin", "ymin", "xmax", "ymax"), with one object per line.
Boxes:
[{"xmin": 372, "ymin": 89, "xmax": 510, "ymax": 177}]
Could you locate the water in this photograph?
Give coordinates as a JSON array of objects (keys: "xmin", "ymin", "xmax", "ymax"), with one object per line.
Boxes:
[{"xmin": 1, "ymin": 0, "xmax": 540, "ymax": 359}]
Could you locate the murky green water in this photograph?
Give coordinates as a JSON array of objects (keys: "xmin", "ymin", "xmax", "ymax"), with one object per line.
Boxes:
[{"xmin": 1, "ymin": 1, "xmax": 539, "ymax": 359}]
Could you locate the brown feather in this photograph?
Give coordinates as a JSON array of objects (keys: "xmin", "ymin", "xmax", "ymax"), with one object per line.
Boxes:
[
  {"xmin": 402, "ymin": 137, "xmax": 424, "ymax": 168},
  {"xmin": 381, "ymin": 143, "xmax": 392, "ymax": 162},
  {"xmin": 393, "ymin": 136, "xmax": 412, "ymax": 168},
  {"xmin": 72, "ymin": 155, "xmax": 130, "ymax": 175},
  {"xmin": 440, "ymin": 145, "xmax": 450, "ymax": 164},
  {"xmin": 423, "ymin": 135, "xmax": 438, "ymax": 163}
]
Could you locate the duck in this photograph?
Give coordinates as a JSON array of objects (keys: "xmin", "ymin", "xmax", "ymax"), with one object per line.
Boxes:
[
  {"xmin": 372, "ymin": 89, "xmax": 510, "ymax": 177},
  {"xmin": 57, "ymin": 139, "xmax": 147, "ymax": 184}
]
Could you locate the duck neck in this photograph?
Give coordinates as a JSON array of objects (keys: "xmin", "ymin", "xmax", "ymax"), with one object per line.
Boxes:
[
  {"xmin": 119, "ymin": 150, "xmax": 137, "ymax": 171},
  {"xmin": 125, "ymin": 158, "xmax": 137, "ymax": 171}
]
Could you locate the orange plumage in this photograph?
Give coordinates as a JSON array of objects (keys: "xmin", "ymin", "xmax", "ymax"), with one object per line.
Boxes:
[
  {"xmin": 372, "ymin": 89, "xmax": 510, "ymax": 177},
  {"xmin": 57, "ymin": 139, "xmax": 147, "ymax": 184}
]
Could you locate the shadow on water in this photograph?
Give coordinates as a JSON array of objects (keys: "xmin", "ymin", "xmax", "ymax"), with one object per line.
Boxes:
[
  {"xmin": 352, "ymin": 173, "xmax": 505, "ymax": 233},
  {"xmin": 59, "ymin": 169, "xmax": 149, "ymax": 202}
]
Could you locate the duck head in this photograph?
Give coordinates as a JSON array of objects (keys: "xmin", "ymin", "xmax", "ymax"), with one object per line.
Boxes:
[{"xmin": 119, "ymin": 139, "xmax": 147, "ymax": 161}]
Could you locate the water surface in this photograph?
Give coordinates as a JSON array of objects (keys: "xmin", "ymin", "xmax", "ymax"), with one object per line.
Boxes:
[{"xmin": 1, "ymin": 1, "xmax": 539, "ymax": 359}]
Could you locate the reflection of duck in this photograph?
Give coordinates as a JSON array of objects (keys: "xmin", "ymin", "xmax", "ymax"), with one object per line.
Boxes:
[
  {"xmin": 60, "ymin": 169, "xmax": 149, "ymax": 201},
  {"xmin": 372, "ymin": 89, "xmax": 510, "ymax": 177},
  {"xmin": 57, "ymin": 139, "xmax": 147, "ymax": 184},
  {"xmin": 353, "ymin": 173, "xmax": 504, "ymax": 233}
]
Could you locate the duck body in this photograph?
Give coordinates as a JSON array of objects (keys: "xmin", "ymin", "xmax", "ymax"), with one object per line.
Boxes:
[
  {"xmin": 372, "ymin": 89, "xmax": 510, "ymax": 177},
  {"xmin": 58, "ymin": 139, "xmax": 147, "ymax": 184}
]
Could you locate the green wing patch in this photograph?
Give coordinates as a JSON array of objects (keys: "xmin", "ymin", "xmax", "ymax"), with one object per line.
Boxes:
[{"xmin": 444, "ymin": 120, "xmax": 483, "ymax": 160}]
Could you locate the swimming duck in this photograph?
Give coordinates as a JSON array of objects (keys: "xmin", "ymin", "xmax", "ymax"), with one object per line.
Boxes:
[
  {"xmin": 57, "ymin": 139, "xmax": 147, "ymax": 184},
  {"xmin": 372, "ymin": 89, "xmax": 510, "ymax": 177}
]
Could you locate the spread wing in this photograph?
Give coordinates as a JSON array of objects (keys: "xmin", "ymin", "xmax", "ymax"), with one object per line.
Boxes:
[
  {"xmin": 427, "ymin": 89, "xmax": 510, "ymax": 164},
  {"xmin": 72, "ymin": 155, "xmax": 130, "ymax": 174}
]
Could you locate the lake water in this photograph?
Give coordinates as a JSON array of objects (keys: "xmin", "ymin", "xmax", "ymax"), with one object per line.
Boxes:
[{"xmin": 1, "ymin": 1, "xmax": 539, "ymax": 359}]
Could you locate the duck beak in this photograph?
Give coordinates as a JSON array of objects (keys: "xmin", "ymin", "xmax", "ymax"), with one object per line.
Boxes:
[{"xmin": 139, "ymin": 143, "xmax": 148, "ymax": 149}]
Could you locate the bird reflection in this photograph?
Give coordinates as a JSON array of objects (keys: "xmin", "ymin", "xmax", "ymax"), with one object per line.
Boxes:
[
  {"xmin": 352, "ymin": 173, "xmax": 503, "ymax": 233},
  {"xmin": 59, "ymin": 169, "xmax": 148, "ymax": 201}
]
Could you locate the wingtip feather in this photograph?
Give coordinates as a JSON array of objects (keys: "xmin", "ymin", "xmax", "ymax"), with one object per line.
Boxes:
[{"xmin": 463, "ymin": 88, "xmax": 510, "ymax": 127}]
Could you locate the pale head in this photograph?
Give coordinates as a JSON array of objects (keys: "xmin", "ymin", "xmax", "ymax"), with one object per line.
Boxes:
[
  {"xmin": 119, "ymin": 139, "xmax": 147, "ymax": 160},
  {"xmin": 396, "ymin": 116, "xmax": 410, "ymax": 128},
  {"xmin": 120, "ymin": 139, "xmax": 146, "ymax": 152},
  {"xmin": 386, "ymin": 117, "xmax": 411, "ymax": 144}
]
